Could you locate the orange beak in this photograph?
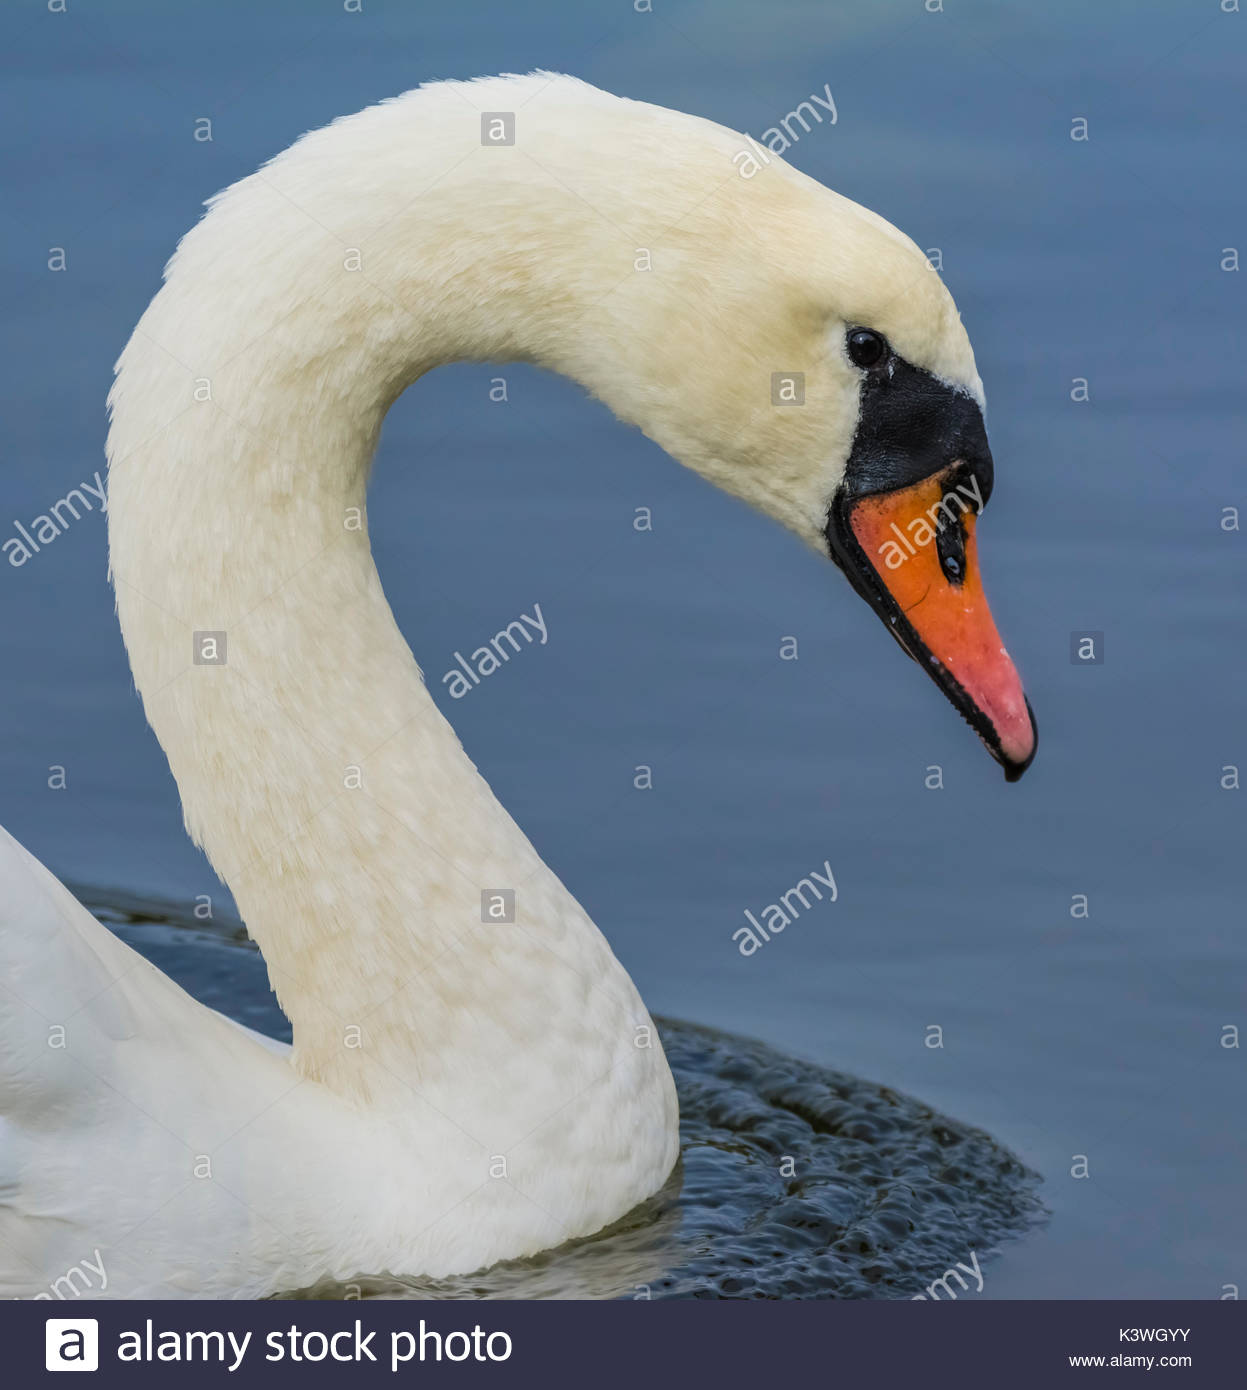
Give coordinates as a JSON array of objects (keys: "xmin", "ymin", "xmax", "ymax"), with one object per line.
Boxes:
[{"xmin": 829, "ymin": 467, "xmax": 1037, "ymax": 780}]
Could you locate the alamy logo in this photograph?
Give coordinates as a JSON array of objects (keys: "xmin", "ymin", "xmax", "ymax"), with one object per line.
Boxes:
[
  {"xmin": 732, "ymin": 83, "xmax": 838, "ymax": 178},
  {"xmin": 45, "ymin": 1318, "xmax": 99, "ymax": 1372},
  {"xmin": 441, "ymin": 603, "xmax": 547, "ymax": 698},
  {"xmin": 3, "ymin": 472, "xmax": 108, "ymax": 568},
  {"xmin": 733, "ymin": 859, "xmax": 838, "ymax": 955}
]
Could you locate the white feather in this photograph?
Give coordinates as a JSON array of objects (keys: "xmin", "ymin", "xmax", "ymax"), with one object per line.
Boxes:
[{"xmin": 2, "ymin": 73, "xmax": 980, "ymax": 1298}]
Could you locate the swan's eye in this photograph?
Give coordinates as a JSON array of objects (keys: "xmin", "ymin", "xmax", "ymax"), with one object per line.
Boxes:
[{"xmin": 847, "ymin": 328, "xmax": 888, "ymax": 369}]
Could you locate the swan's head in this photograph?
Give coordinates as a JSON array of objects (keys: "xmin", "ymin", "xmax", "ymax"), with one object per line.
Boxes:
[
  {"xmin": 166, "ymin": 74, "xmax": 1033, "ymax": 778},
  {"xmin": 583, "ymin": 139, "xmax": 1037, "ymax": 780}
]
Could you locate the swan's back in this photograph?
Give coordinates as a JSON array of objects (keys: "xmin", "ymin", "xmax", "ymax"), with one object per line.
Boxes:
[{"xmin": 0, "ymin": 828, "xmax": 310, "ymax": 1296}]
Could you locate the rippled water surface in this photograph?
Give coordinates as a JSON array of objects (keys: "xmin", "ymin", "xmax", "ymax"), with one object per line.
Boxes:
[
  {"xmin": 89, "ymin": 890, "xmax": 1044, "ymax": 1300},
  {"xmin": 5, "ymin": 1, "xmax": 1245, "ymax": 1297}
]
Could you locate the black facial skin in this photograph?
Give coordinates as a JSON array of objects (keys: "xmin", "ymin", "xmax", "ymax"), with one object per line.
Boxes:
[
  {"xmin": 836, "ymin": 336, "xmax": 994, "ymax": 505},
  {"xmin": 823, "ymin": 329, "xmax": 1037, "ymax": 781}
]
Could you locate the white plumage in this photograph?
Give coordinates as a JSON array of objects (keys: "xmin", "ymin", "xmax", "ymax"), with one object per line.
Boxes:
[{"xmin": 1, "ymin": 73, "xmax": 982, "ymax": 1298}]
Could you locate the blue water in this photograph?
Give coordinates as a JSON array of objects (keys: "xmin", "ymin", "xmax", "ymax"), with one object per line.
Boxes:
[{"xmin": 2, "ymin": 0, "xmax": 1244, "ymax": 1298}]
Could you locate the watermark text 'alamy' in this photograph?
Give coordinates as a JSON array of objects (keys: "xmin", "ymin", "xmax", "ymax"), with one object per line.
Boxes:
[{"xmin": 732, "ymin": 84, "xmax": 838, "ymax": 179}]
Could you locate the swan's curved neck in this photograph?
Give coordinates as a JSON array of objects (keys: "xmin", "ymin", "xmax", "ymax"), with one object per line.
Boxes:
[{"xmin": 106, "ymin": 95, "xmax": 663, "ymax": 1107}]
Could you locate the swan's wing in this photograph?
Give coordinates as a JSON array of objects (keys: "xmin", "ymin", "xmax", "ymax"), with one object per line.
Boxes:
[{"xmin": 0, "ymin": 824, "xmax": 303, "ymax": 1296}]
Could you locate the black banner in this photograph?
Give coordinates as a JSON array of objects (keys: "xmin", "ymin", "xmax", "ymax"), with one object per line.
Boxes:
[{"xmin": 15, "ymin": 1300, "xmax": 1242, "ymax": 1387}]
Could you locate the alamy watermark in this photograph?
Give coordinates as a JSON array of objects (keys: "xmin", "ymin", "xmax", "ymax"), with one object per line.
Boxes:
[
  {"xmin": 3, "ymin": 471, "xmax": 108, "ymax": 567},
  {"xmin": 732, "ymin": 83, "xmax": 838, "ymax": 178},
  {"xmin": 733, "ymin": 858, "xmax": 838, "ymax": 955},
  {"xmin": 26, "ymin": 1249, "xmax": 107, "ymax": 1300},
  {"xmin": 910, "ymin": 1250, "xmax": 983, "ymax": 1301},
  {"xmin": 441, "ymin": 603, "xmax": 547, "ymax": 698},
  {"xmin": 875, "ymin": 475, "xmax": 982, "ymax": 571}
]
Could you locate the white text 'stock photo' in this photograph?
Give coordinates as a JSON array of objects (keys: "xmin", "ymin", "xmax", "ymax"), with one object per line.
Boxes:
[{"xmin": 3, "ymin": 2, "xmax": 1242, "ymax": 1385}]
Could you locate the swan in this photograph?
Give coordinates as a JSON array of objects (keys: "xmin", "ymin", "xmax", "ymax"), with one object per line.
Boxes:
[{"xmin": 0, "ymin": 72, "xmax": 1036, "ymax": 1300}]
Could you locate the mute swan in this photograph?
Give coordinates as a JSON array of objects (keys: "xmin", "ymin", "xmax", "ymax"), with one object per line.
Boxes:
[{"xmin": 0, "ymin": 73, "xmax": 1035, "ymax": 1300}]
